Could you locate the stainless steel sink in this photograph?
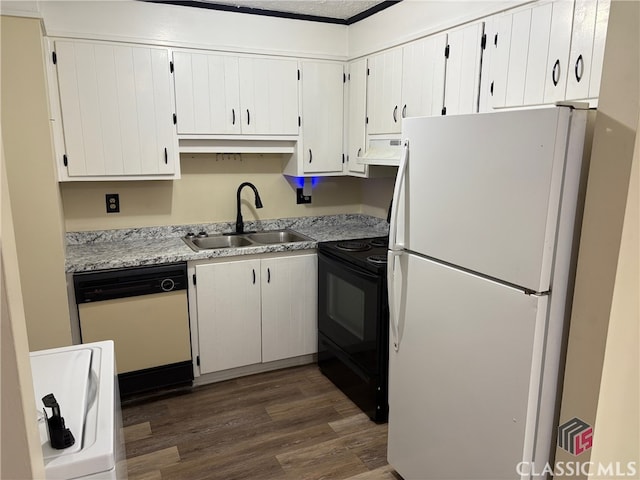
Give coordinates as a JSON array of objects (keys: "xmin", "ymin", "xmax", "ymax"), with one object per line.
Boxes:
[
  {"xmin": 246, "ymin": 230, "xmax": 311, "ymax": 244},
  {"xmin": 182, "ymin": 229, "xmax": 312, "ymax": 252}
]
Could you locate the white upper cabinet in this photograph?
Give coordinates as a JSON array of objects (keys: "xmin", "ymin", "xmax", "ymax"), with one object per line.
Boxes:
[
  {"xmin": 366, "ymin": 35, "xmax": 447, "ymax": 134},
  {"xmin": 366, "ymin": 48, "xmax": 403, "ymax": 135},
  {"xmin": 238, "ymin": 57, "xmax": 299, "ymax": 135},
  {"xmin": 53, "ymin": 40, "xmax": 179, "ymax": 180},
  {"xmin": 173, "ymin": 52, "xmax": 299, "ymax": 136},
  {"xmin": 443, "ymin": 22, "xmax": 484, "ymax": 115},
  {"xmin": 299, "ymin": 61, "xmax": 345, "ymax": 174},
  {"xmin": 485, "ymin": 0, "xmax": 610, "ymax": 109},
  {"xmin": 401, "ymin": 34, "xmax": 448, "ymax": 120},
  {"xmin": 173, "ymin": 52, "xmax": 241, "ymax": 135},
  {"xmin": 565, "ymin": 0, "xmax": 610, "ymax": 100},
  {"xmin": 346, "ymin": 58, "xmax": 368, "ymax": 176}
]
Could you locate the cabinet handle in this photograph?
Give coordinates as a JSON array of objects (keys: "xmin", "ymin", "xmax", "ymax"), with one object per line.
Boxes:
[
  {"xmin": 575, "ymin": 54, "xmax": 584, "ymax": 83},
  {"xmin": 393, "ymin": 105, "xmax": 398, "ymax": 123},
  {"xmin": 164, "ymin": 147, "xmax": 168, "ymax": 164},
  {"xmin": 232, "ymin": 109, "xmax": 236, "ymax": 125},
  {"xmin": 357, "ymin": 147, "xmax": 362, "ymax": 157},
  {"xmin": 490, "ymin": 81, "xmax": 494, "ymax": 96},
  {"xmin": 247, "ymin": 109, "xmax": 250, "ymax": 125},
  {"xmin": 252, "ymin": 269, "xmax": 256, "ymax": 284},
  {"xmin": 402, "ymin": 104, "xmax": 407, "ymax": 118},
  {"xmin": 309, "ymin": 149, "xmax": 313, "ymax": 163},
  {"xmin": 267, "ymin": 268, "xmax": 271, "ymax": 283},
  {"xmin": 552, "ymin": 59, "xmax": 560, "ymax": 87}
]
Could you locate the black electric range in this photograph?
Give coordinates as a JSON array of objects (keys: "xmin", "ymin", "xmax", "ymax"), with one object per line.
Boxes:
[{"xmin": 316, "ymin": 236, "xmax": 389, "ymax": 423}]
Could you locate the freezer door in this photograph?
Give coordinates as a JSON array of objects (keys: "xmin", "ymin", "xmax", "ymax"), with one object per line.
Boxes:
[
  {"xmin": 387, "ymin": 253, "xmax": 549, "ymax": 480},
  {"xmin": 402, "ymin": 107, "xmax": 577, "ymax": 292}
]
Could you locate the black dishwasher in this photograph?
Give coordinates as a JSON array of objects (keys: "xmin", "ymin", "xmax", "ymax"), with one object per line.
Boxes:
[{"xmin": 74, "ymin": 263, "xmax": 193, "ymax": 397}]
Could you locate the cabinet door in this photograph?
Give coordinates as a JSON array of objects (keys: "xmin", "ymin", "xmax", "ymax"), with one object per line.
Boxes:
[
  {"xmin": 566, "ymin": 0, "xmax": 611, "ymax": 100},
  {"xmin": 261, "ymin": 255, "xmax": 317, "ymax": 363},
  {"xmin": 173, "ymin": 52, "xmax": 240, "ymax": 135},
  {"xmin": 238, "ymin": 57, "xmax": 299, "ymax": 135},
  {"xmin": 487, "ymin": 13, "xmax": 514, "ymax": 109},
  {"xmin": 55, "ymin": 40, "xmax": 177, "ymax": 177},
  {"xmin": 543, "ymin": 0, "xmax": 575, "ymax": 103},
  {"xmin": 366, "ymin": 48, "xmax": 403, "ymax": 134},
  {"xmin": 346, "ymin": 58, "xmax": 368, "ymax": 176},
  {"xmin": 300, "ymin": 61, "xmax": 344, "ymax": 174},
  {"xmin": 444, "ymin": 22, "xmax": 484, "ymax": 115},
  {"xmin": 401, "ymin": 34, "xmax": 447, "ymax": 119},
  {"xmin": 588, "ymin": 0, "xmax": 610, "ymax": 99},
  {"xmin": 196, "ymin": 259, "xmax": 262, "ymax": 374}
]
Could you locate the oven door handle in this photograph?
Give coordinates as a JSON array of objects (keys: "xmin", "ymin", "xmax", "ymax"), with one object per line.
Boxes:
[{"xmin": 387, "ymin": 250, "xmax": 402, "ymax": 352}]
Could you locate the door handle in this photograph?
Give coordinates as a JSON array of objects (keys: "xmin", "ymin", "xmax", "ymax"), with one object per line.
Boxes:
[
  {"xmin": 575, "ymin": 54, "xmax": 584, "ymax": 82},
  {"xmin": 389, "ymin": 140, "xmax": 409, "ymax": 251},
  {"xmin": 552, "ymin": 59, "xmax": 560, "ymax": 86},
  {"xmin": 388, "ymin": 250, "xmax": 403, "ymax": 352}
]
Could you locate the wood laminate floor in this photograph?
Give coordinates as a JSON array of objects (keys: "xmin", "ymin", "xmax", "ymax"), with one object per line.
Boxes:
[{"xmin": 122, "ymin": 364, "xmax": 398, "ymax": 480}]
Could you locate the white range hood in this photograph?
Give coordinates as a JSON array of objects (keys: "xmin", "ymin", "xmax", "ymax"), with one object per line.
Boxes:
[{"xmin": 356, "ymin": 136, "xmax": 403, "ymax": 166}]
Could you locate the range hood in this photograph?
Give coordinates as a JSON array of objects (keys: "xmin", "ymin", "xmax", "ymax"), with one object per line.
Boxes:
[
  {"xmin": 356, "ymin": 136, "xmax": 402, "ymax": 166},
  {"xmin": 178, "ymin": 135, "xmax": 297, "ymax": 154}
]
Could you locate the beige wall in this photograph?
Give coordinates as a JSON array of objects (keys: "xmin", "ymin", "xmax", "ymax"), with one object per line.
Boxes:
[
  {"xmin": 588, "ymin": 110, "xmax": 639, "ymax": 477},
  {"xmin": 555, "ymin": 0, "xmax": 639, "ymax": 473},
  {"xmin": 1, "ymin": 15, "xmax": 71, "ymax": 350},
  {"xmin": 1, "ymin": 133, "xmax": 46, "ymax": 480},
  {"xmin": 60, "ymin": 154, "xmax": 373, "ymax": 231}
]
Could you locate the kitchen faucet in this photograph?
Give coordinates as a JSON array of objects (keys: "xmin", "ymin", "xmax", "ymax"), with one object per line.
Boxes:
[{"xmin": 235, "ymin": 182, "xmax": 263, "ymax": 233}]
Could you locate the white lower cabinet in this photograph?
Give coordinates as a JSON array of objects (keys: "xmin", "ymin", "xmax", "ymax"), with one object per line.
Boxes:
[
  {"xmin": 261, "ymin": 254, "xmax": 318, "ymax": 362},
  {"xmin": 193, "ymin": 252, "xmax": 317, "ymax": 375}
]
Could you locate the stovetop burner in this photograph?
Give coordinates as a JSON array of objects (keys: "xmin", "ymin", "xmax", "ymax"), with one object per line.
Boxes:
[
  {"xmin": 336, "ymin": 241, "xmax": 372, "ymax": 252},
  {"xmin": 368, "ymin": 238, "xmax": 388, "ymax": 248},
  {"xmin": 367, "ymin": 254, "xmax": 388, "ymax": 265}
]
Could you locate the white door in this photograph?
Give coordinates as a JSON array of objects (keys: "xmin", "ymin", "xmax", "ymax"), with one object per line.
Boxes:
[
  {"xmin": 366, "ymin": 48, "xmax": 403, "ymax": 134},
  {"xmin": 346, "ymin": 58, "xmax": 368, "ymax": 175},
  {"xmin": 300, "ymin": 61, "xmax": 344, "ymax": 174},
  {"xmin": 56, "ymin": 40, "xmax": 177, "ymax": 177},
  {"xmin": 173, "ymin": 51, "xmax": 241, "ymax": 134},
  {"xmin": 387, "ymin": 253, "xmax": 545, "ymax": 480},
  {"xmin": 401, "ymin": 33, "xmax": 447, "ymax": 119},
  {"xmin": 196, "ymin": 259, "xmax": 262, "ymax": 374},
  {"xmin": 238, "ymin": 57, "xmax": 299, "ymax": 135},
  {"xmin": 543, "ymin": 0, "xmax": 575, "ymax": 104},
  {"xmin": 443, "ymin": 22, "xmax": 484, "ymax": 115},
  {"xmin": 261, "ymin": 254, "xmax": 317, "ymax": 363},
  {"xmin": 565, "ymin": 0, "xmax": 611, "ymax": 100},
  {"xmin": 403, "ymin": 107, "xmax": 572, "ymax": 291}
]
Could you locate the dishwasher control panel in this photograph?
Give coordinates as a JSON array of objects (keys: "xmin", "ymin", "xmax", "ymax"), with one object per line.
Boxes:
[{"xmin": 74, "ymin": 263, "xmax": 188, "ymax": 303}]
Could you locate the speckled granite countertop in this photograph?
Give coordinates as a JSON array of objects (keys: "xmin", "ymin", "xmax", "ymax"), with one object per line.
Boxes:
[{"xmin": 66, "ymin": 214, "xmax": 389, "ymax": 273}]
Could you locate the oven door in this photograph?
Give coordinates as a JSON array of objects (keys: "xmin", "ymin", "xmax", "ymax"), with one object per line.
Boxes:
[{"xmin": 318, "ymin": 250, "xmax": 386, "ymax": 375}]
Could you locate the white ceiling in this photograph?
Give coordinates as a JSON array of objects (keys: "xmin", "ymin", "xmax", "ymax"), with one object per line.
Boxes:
[{"xmin": 192, "ymin": 0, "xmax": 388, "ymax": 22}]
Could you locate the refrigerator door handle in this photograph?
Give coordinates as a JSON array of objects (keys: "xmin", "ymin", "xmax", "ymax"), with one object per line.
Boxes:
[
  {"xmin": 389, "ymin": 140, "xmax": 409, "ymax": 251},
  {"xmin": 388, "ymin": 250, "xmax": 402, "ymax": 352}
]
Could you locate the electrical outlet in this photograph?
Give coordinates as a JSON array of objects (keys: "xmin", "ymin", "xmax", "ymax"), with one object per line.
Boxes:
[
  {"xmin": 105, "ymin": 193, "xmax": 120, "ymax": 213},
  {"xmin": 296, "ymin": 188, "xmax": 312, "ymax": 204}
]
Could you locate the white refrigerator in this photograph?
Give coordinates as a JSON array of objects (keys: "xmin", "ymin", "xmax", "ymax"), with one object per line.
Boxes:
[{"xmin": 386, "ymin": 106, "xmax": 589, "ymax": 479}]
